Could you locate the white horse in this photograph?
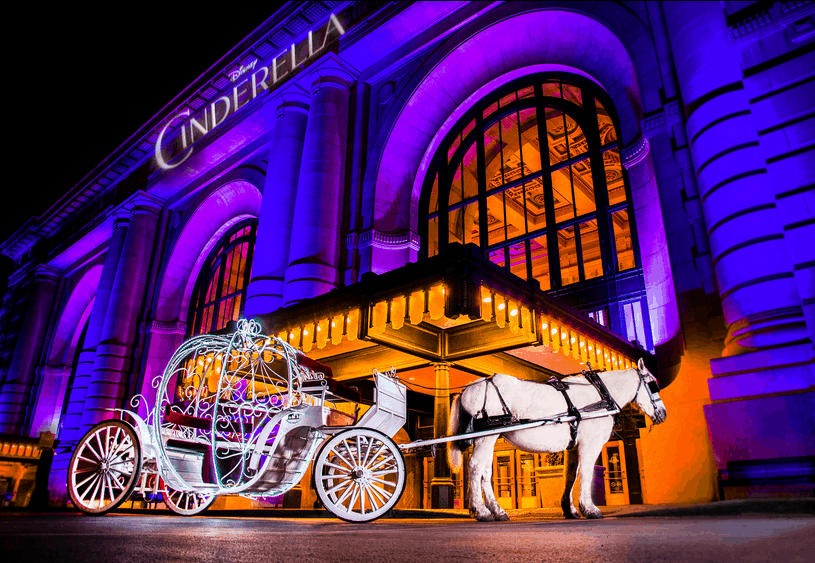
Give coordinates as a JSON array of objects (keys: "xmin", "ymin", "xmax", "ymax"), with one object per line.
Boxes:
[{"xmin": 448, "ymin": 359, "xmax": 666, "ymax": 521}]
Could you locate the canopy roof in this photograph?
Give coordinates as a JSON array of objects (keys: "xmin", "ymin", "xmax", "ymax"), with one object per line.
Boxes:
[{"xmin": 256, "ymin": 244, "xmax": 654, "ymax": 390}]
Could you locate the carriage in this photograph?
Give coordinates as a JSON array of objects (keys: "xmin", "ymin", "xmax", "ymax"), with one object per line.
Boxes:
[
  {"xmin": 67, "ymin": 319, "xmax": 408, "ymax": 522},
  {"xmin": 68, "ymin": 318, "xmax": 665, "ymax": 522}
]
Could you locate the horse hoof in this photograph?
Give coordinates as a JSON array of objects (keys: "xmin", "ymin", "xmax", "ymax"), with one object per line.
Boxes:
[
  {"xmin": 475, "ymin": 512, "xmax": 495, "ymax": 522},
  {"xmin": 585, "ymin": 511, "xmax": 603, "ymax": 520},
  {"xmin": 495, "ymin": 513, "xmax": 510, "ymax": 522}
]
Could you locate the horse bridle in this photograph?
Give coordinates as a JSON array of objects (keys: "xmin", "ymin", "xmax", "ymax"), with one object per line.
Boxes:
[{"xmin": 635, "ymin": 364, "xmax": 666, "ymax": 424}]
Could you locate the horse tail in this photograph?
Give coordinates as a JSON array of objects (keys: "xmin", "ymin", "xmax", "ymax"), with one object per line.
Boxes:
[{"xmin": 447, "ymin": 394, "xmax": 473, "ymax": 471}]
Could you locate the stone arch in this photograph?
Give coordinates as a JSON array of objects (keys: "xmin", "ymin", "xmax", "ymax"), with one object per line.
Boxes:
[
  {"xmin": 47, "ymin": 264, "xmax": 102, "ymax": 366},
  {"xmin": 154, "ymin": 179, "xmax": 263, "ymax": 324},
  {"xmin": 367, "ymin": 6, "xmax": 657, "ymax": 238}
]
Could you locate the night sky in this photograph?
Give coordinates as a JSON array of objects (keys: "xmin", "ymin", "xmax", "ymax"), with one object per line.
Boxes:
[{"xmin": 9, "ymin": 6, "xmax": 275, "ymax": 245}]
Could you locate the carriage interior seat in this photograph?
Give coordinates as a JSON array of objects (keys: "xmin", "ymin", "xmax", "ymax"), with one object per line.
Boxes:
[{"xmin": 296, "ymin": 353, "xmax": 362, "ymax": 404}]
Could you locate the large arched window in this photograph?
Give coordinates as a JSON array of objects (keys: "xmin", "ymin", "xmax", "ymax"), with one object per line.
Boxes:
[
  {"xmin": 421, "ymin": 74, "xmax": 650, "ymax": 349},
  {"xmin": 187, "ymin": 220, "xmax": 257, "ymax": 337}
]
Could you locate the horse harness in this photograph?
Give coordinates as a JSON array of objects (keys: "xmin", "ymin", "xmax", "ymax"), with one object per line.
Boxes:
[{"xmin": 472, "ymin": 366, "xmax": 620, "ymax": 450}]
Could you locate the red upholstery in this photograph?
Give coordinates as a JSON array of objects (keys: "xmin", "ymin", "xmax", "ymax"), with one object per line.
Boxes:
[
  {"xmin": 296, "ymin": 352, "xmax": 334, "ymax": 379},
  {"xmin": 300, "ymin": 377, "xmax": 361, "ymax": 403}
]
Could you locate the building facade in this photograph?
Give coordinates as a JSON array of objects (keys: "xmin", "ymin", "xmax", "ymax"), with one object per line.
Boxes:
[{"xmin": 0, "ymin": 1, "xmax": 812, "ymax": 509}]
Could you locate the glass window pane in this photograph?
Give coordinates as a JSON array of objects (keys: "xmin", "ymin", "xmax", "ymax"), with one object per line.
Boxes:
[
  {"xmin": 572, "ymin": 159, "xmax": 596, "ymax": 217},
  {"xmin": 545, "ymin": 108, "xmax": 567, "ymax": 166},
  {"xmin": 483, "ymin": 100, "xmax": 498, "ymax": 120},
  {"xmin": 462, "ymin": 143, "xmax": 478, "ymax": 200},
  {"xmin": 519, "ymin": 107, "xmax": 541, "ymax": 175},
  {"xmin": 564, "ymin": 114, "xmax": 587, "ymax": 160},
  {"xmin": 233, "ymin": 294, "xmax": 243, "ymax": 322},
  {"xmin": 562, "ymin": 84, "xmax": 582, "ymax": 108},
  {"xmin": 623, "ymin": 301, "xmax": 647, "ymax": 349},
  {"xmin": 551, "ymin": 166, "xmax": 574, "ymax": 223},
  {"xmin": 489, "ymin": 248, "xmax": 506, "ymax": 268},
  {"xmin": 509, "ymin": 241, "xmax": 527, "ymax": 280},
  {"xmin": 603, "ymin": 148, "xmax": 626, "ymax": 206},
  {"xmin": 428, "ymin": 216, "xmax": 439, "ymax": 257},
  {"xmin": 449, "ymin": 206, "xmax": 464, "ymax": 245},
  {"xmin": 484, "ymin": 122, "xmax": 503, "ymax": 190},
  {"xmin": 462, "ymin": 200, "xmax": 480, "ymax": 246},
  {"xmin": 580, "ymin": 219, "xmax": 603, "ymax": 280},
  {"xmin": 448, "ymin": 133, "xmax": 461, "ymax": 163},
  {"xmin": 429, "ymin": 172, "xmax": 439, "ymax": 213},
  {"xmin": 462, "ymin": 118, "xmax": 476, "ymax": 140},
  {"xmin": 542, "ymin": 82, "xmax": 561, "ymax": 98},
  {"xmin": 596, "ymin": 99, "xmax": 616, "ymax": 144},
  {"xmin": 501, "ymin": 112, "xmax": 522, "ymax": 185},
  {"xmin": 517, "ymin": 86, "xmax": 534, "ymax": 100},
  {"xmin": 450, "ymin": 163, "xmax": 462, "ymax": 206},
  {"xmin": 504, "ymin": 184, "xmax": 526, "ymax": 236},
  {"xmin": 486, "ymin": 191, "xmax": 506, "ymax": 246},
  {"xmin": 235, "ymin": 243, "xmax": 249, "ymax": 292},
  {"xmin": 530, "ymin": 235, "xmax": 550, "ymax": 290},
  {"xmin": 499, "ymin": 91, "xmax": 516, "ymax": 107},
  {"xmin": 612, "ymin": 209, "xmax": 635, "ymax": 270},
  {"xmin": 559, "ymin": 226, "xmax": 578, "ymax": 286},
  {"xmin": 524, "ymin": 178, "xmax": 546, "ymax": 233}
]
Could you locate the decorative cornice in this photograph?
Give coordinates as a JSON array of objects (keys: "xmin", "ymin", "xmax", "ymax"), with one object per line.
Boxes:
[
  {"xmin": 641, "ymin": 100, "xmax": 682, "ymax": 139},
  {"xmin": 730, "ymin": 1, "xmax": 815, "ymax": 44},
  {"xmin": 621, "ymin": 136, "xmax": 650, "ymax": 170},
  {"xmin": 149, "ymin": 320, "xmax": 187, "ymax": 335},
  {"xmin": 349, "ymin": 230, "xmax": 420, "ymax": 252}
]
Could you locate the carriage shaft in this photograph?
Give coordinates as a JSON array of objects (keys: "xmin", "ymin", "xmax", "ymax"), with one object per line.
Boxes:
[{"xmin": 398, "ymin": 407, "xmax": 619, "ymax": 452}]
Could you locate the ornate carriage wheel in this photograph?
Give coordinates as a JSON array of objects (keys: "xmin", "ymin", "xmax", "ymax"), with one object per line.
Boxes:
[
  {"xmin": 314, "ymin": 428, "xmax": 405, "ymax": 523},
  {"xmin": 68, "ymin": 420, "xmax": 142, "ymax": 515},
  {"xmin": 164, "ymin": 487, "xmax": 217, "ymax": 516}
]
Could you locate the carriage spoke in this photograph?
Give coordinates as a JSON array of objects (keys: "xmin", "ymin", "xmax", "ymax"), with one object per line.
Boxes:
[
  {"xmin": 335, "ymin": 481, "xmax": 356, "ymax": 509},
  {"xmin": 365, "ymin": 481, "xmax": 388, "ymax": 506},
  {"xmin": 367, "ymin": 480, "xmax": 393, "ymax": 501},
  {"xmin": 360, "ymin": 483, "xmax": 367, "ymax": 514},
  {"xmin": 324, "ymin": 478, "xmax": 353, "ymax": 497},
  {"xmin": 348, "ymin": 483, "xmax": 361, "ymax": 512},
  {"xmin": 370, "ymin": 468, "xmax": 398, "ymax": 477},
  {"xmin": 368, "ymin": 476, "xmax": 396, "ymax": 488},
  {"xmin": 363, "ymin": 482, "xmax": 383, "ymax": 509},
  {"xmin": 76, "ymin": 470, "xmax": 100, "ymax": 493},
  {"xmin": 77, "ymin": 454, "xmax": 99, "ymax": 465},
  {"xmin": 361, "ymin": 436, "xmax": 374, "ymax": 467},
  {"xmin": 83, "ymin": 439, "xmax": 103, "ymax": 462},
  {"xmin": 322, "ymin": 461, "xmax": 351, "ymax": 474}
]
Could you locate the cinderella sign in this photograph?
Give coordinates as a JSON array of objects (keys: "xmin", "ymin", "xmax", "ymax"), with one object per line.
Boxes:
[{"xmin": 155, "ymin": 13, "xmax": 347, "ymax": 170}]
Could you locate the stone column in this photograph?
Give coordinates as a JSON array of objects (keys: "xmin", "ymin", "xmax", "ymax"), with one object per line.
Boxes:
[
  {"xmin": 283, "ymin": 55, "xmax": 356, "ymax": 306},
  {"xmin": 244, "ymin": 85, "xmax": 310, "ymax": 317},
  {"xmin": 80, "ymin": 195, "xmax": 162, "ymax": 432},
  {"xmin": 0, "ymin": 265, "xmax": 60, "ymax": 434},
  {"xmin": 58, "ymin": 211, "xmax": 130, "ymax": 443},
  {"xmin": 431, "ymin": 362, "xmax": 455, "ymax": 509},
  {"xmin": 664, "ymin": 1, "xmax": 807, "ymax": 356},
  {"xmin": 622, "ymin": 138, "xmax": 683, "ymax": 385},
  {"xmin": 664, "ymin": 1, "xmax": 814, "ymax": 473}
]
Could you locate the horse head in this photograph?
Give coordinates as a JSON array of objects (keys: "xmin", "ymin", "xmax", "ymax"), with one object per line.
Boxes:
[{"xmin": 632, "ymin": 358, "xmax": 667, "ymax": 425}]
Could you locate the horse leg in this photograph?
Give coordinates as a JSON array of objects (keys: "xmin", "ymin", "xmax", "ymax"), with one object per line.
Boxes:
[
  {"xmin": 560, "ymin": 447, "xmax": 581, "ymax": 519},
  {"xmin": 467, "ymin": 435, "xmax": 503, "ymax": 522},
  {"xmin": 576, "ymin": 431, "xmax": 607, "ymax": 519},
  {"xmin": 480, "ymin": 455, "xmax": 510, "ymax": 522}
]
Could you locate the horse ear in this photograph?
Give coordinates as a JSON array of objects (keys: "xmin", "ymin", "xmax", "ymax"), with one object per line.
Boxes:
[{"xmin": 637, "ymin": 358, "xmax": 646, "ymax": 372}]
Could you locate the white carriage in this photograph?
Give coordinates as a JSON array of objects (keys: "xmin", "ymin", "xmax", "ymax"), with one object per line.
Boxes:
[{"xmin": 67, "ymin": 319, "xmax": 407, "ymax": 522}]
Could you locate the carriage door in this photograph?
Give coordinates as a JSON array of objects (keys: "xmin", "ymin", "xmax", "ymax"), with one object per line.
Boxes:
[
  {"xmin": 602, "ymin": 442, "xmax": 629, "ymax": 505},
  {"xmin": 492, "ymin": 451, "xmax": 516, "ymax": 509}
]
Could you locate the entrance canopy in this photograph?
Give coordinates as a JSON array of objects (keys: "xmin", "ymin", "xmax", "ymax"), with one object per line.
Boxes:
[{"xmin": 256, "ymin": 244, "xmax": 652, "ymax": 389}]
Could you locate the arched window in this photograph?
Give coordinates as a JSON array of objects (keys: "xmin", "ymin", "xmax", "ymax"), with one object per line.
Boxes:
[
  {"xmin": 187, "ymin": 220, "xmax": 257, "ymax": 337},
  {"xmin": 421, "ymin": 74, "xmax": 650, "ymax": 349}
]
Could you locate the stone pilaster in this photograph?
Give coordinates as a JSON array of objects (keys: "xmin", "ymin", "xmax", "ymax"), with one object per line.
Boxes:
[
  {"xmin": 59, "ymin": 210, "xmax": 130, "ymax": 443},
  {"xmin": 244, "ymin": 84, "xmax": 310, "ymax": 317},
  {"xmin": 283, "ymin": 54, "xmax": 357, "ymax": 306},
  {"xmin": 80, "ymin": 195, "xmax": 162, "ymax": 432},
  {"xmin": 0, "ymin": 265, "xmax": 60, "ymax": 435}
]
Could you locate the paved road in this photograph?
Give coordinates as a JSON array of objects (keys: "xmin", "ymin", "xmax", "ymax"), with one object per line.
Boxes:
[{"xmin": 2, "ymin": 512, "xmax": 813, "ymax": 562}]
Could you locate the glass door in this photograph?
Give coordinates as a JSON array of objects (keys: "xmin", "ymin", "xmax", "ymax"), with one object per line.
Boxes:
[
  {"xmin": 516, "ymin": 452, "xmax": 539, "ymax": 508},
  {"xmin": 493, "ymin": 451, "xmax": 516, "ymax": 509},
  {"xmin": 603, "ymin": 442, "xmax": 629, "ymax": 505}
]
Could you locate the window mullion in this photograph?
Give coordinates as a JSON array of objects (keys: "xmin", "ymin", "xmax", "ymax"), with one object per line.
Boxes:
[
  {"xmin": 534, "ymin": 84, "xmax": 561, "ymax": 288},
  {"xmin": 476, "ymin": 114, "xmax": 489, "ymax": 250}
]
